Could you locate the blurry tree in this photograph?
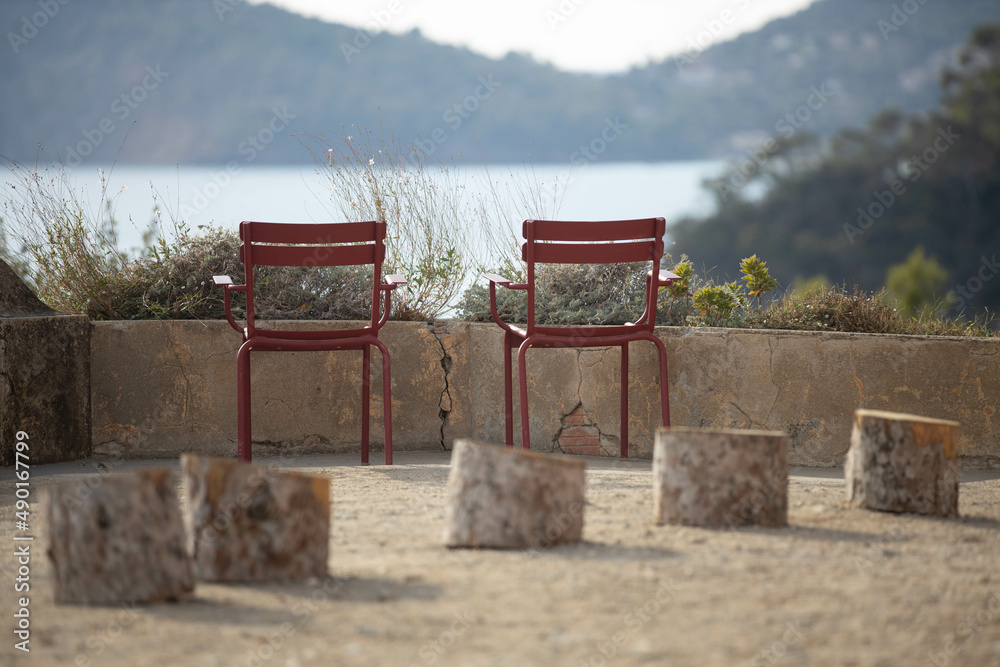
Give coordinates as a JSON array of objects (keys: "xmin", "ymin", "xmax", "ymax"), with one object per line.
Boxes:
[
  {"xmin": 943, "ymin": 24, "xmax": 1000, "ymax": 147},
  {"xmin": 885, "ymin": 246, "xmax": 951, "ymax": 317},
  {"xmin": 670, "ymin": 23, "xmax": 1000, "ymax": 317}
]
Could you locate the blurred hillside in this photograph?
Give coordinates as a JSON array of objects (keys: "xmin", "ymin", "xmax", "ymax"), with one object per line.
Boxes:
[
  {"xmin": 2, "ymin": 0, "xmax": 1000, "ymax": 165},
  {"xmin": 671, "ymin": 24, "xmax": 1000, "ymax": 316}
]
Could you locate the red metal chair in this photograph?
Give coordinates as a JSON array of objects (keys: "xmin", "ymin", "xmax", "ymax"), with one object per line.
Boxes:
[
  {"xmin": 213, "ymin": 220, "xmax": 406, "ymax": 465},
  {"xmin": 485, "ymin": 218, "xmax": 677, "ymax": 458}
]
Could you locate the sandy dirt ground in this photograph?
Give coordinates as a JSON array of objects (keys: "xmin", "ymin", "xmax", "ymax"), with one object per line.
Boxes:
[{"xmin": 1, "ymin": 451, "xmax": 999, "ymax": 667}]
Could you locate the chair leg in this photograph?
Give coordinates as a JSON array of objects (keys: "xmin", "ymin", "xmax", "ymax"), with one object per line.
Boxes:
[
  {"xmin": 620, "ymin": 343, "xmax": 629, "ymax": 459},
  {"xmin": 517, "ymin": 338, "xmax": 535, "ymax": 451},
  {"xmin": 361, "ymin": 344, "xmax": 371, "ymax": 465},
  {"xmin": 650, "ymin": 334, "xmax": 671, "ymax": 427},
  {"xmin": 374, "ymin": 340, "xmax": 393, "ymax": 465},
  {"xmin": 504, "ymin": 331, "xmax": 514, "ymax": 447},
  {"xmin": 236, "ymin": 341, "xmax": 252, "ymax": 463}
]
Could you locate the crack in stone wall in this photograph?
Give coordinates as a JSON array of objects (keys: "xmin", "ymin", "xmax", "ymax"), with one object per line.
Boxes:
[
  {"xmin": 553, "ymin": 348, "xmax": 620, "ymax": 456},
  {"xmin": 427, "ymin": 322, "xmax": 454, "ymax": 450}
]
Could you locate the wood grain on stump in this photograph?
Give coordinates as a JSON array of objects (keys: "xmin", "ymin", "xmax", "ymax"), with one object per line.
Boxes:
[
  {"xmin": 654, "ymin": 427, "xmax": 789, "ymax": 528},
  {"xmin": 45, "ymin": 470, "xmax": 194, "ymax": 605},
  {"xmin": 182, "ymin": 455, "xmax": 330, "ymax": 582},
  {"xmin": 845, "ymin": 409, "xmax": 959, "ymax": 517},
  {"xmin": 444, "ymin": 440, "xmax": 586, "ymax": 549}
]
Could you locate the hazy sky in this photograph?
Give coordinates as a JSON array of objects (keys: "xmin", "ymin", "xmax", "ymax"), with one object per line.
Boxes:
[{"xmin": 249, "ymin": 0, "xmax": 819, "ymax": 73}]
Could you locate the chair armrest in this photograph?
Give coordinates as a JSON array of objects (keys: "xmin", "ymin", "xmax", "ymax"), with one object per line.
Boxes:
[
  {"xmin": 483, "ymin": 272, "xmax": 512, "ymax": 286},
  {"xmin": 483, "ymin": 273, "xmax": 527, "ymax": 290},
  {"xmin": 376, "ymin": 275, "xmax": 407, "ymax": 327},
  {"xmin": 382, "ymin": 274, "xmax": 407, "ymax": 289},
  {"xmin": 213, "ymin": 275, "xmax": 246, "ymax": 335},
  {"xmin": 652, "ymin": 270, "xmax": 681, "ymax": 284}
]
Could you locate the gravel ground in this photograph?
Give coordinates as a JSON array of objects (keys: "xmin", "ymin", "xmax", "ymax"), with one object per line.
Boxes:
[{"xmin": 1, "ymin": 451, "xmax": 998, "ymax": 667}]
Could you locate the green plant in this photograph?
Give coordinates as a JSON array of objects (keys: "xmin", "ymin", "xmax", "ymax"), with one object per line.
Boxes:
[
  {"xmin": 790, "ymin": 274, "xmax": 830, "ymax": 296},
  {"xmin": 297, "ymin": 123, "xmax": 471, "ymax": 320},
  {"xmin": 692, "ymin": 281, "xmax": 744, "ymax": 323},
  {"xmin": 750, "ymin": 284, "xmax": 904, "ymax": 333},
  {"xmin": 664, "ymin": 259, "xmax": 693, "ymax": 299},
  {"xmin": 0, "ymin": 154, "xmax": 139, "ymax": 316},
  {"xmin": 885, "ymin": 246, "xmax": 951, "ymax": 318},
  {"xmin": 739, "ymin": 254, "xmax": 777, "ymax": 306}
]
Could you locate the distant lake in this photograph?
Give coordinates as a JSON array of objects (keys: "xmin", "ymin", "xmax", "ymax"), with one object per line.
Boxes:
[{"xmin": 47, "ymin": 160, "xmax": 725, "ymax": 252}]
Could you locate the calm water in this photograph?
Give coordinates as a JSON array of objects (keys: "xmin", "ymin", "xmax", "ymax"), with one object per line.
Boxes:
[{"xmin": 47, "ymin": 160, "xmax": 724, "ymax": 252}]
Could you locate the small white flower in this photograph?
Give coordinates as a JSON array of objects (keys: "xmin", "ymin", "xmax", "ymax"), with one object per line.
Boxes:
[
  {"xmin": 327, "ymin": 148, "xmax": 333, "ymax": 153},
  {"xmin": 369, "ymin": 158, "xmax": 375, "ymax": 165}
]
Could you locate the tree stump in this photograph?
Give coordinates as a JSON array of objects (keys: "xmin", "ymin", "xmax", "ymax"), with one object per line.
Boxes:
[
  {"xmin": 845, "ymin": 409, "xmax": 959, "ymax": 517},
  {"xmin": 654, "ymin": 427, "xmax": 789, "ymax": 528},
  {"xmin": 182, "ymin": 455, "xmax": 331, "ymax": 582},
  {"xmin": 45, "ymin": 470, "xmax": 194, "ymax": 605},
  {"xmin": 444, "ymin": 440, "xmax": 586, "ymax": 549}
]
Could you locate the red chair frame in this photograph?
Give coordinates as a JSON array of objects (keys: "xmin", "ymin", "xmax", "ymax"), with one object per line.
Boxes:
[
  {"xmin": 485, "ymin": 218, "xmax": 677, "ymax": 458},
  {"xmin": 214, "ymin": 220, "xmax": 406, "ymax": 465}
]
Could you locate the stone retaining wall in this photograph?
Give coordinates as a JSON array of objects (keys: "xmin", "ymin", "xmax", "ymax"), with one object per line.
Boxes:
[{"xmin": 89, "ymin": 321, "xmax": 1000, "ymax": 467}]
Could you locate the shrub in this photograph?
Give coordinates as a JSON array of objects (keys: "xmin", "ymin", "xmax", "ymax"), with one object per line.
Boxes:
[
  {"xmin": 297, "ymin": 125, "xmax": 468, "ymax": 320},
  {"xmin": 458, "ymin": 254, "xmax": 997, "ymax": 337},
  {"xmin": 0, "ymin": 156, "xmax": 384, "ymax": 321},
  {"xmin": 1, "ymin": 155, "xmax": 134, "ymax": 316}
]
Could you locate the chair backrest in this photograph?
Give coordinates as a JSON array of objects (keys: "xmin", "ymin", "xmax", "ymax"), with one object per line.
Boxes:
[
  {"xmin": 239, "ymin": 220, "xmax": 387, "ymax": 336},
  {"xmin": 521, "ymin": 218, "xmax": 666, "ymax": 332}
]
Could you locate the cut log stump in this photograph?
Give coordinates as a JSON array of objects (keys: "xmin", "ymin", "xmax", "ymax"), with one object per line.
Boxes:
[
  {"xmin": 45, "ymin": 469, "xmax": 194, "ymax": 605},
  {"xmin": 654, "ymin": 427, "xmax": 789, "ymax": 528},
  {"xmin": 181, "ymin": 454, "xmax": 331, "ymax": 582},
  {"xmin": 444, "ymin": 439, "xmax": 586, "ymax": 549},
  {"xmin": 845, "ymin": 409, "xmax": 959, "ymax": 517}
]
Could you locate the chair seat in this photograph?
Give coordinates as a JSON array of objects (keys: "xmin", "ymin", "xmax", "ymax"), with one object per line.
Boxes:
[
  {"xmin": 506, "ymin": 323, "xmax": 647, "ymax": 346},
  {"xmin": 250, "ymin": 326, "xmax": 375, "ymax": 341}
]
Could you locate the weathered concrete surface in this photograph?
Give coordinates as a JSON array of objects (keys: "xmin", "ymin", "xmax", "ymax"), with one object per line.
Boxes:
[
  {"xmin": 845, "ymin": 409, "xmax": 960, "ymax": 517},
  {"xmin": 458, "ymin": 326, "xmax": 662, "ymax": 457},
  {"xmin": 90, "ymin": 322, "xmax": 1000, "ymax": 467},
  {"xmin": 44, "ymin": 469, "xmax": 194, "ymax": 604},
  {"xmin": 653, "ymin": 427, "xmax": 789, "ymax": 528},
  {"xmin": 1, "ymin": 260, "xmax": 91, "ymax": 465},
  {"xmin": 663, "ymin": 328, "xmax": 999, "ymax": 468},
  {"xmin": 443, "ymin": 439, "xmax": 586, "ymax": 549},
  {"xmin": 90, "ymin": 320, "xmax": 445, "ymax": 459},
  {"xmin": 182, "ymin": 454, "xmax": 330, "ymax": 582}
]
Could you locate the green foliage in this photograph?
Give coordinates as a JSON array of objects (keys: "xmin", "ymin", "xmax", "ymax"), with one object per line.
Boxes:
[
  {"xmin": 790, "ymin": 275, "xmax": 831, "ymax": 297},
  {"xmin": 885, "ymin": 246, "xmax": 951, "ymax": 318},
  {"xmin": 671, "ymin": 23, "xmax": 1000, "ymax": 318},
  {"xmin": 749, "ymin": 285, "xmax": 904, "ymax": 334},
  {"xmin": 0, "ymin": 155, "xmax": 393, "ymax": 321},
  {"xmin": 944, "ymin": 24, "xmax": 1000, "ymax": 146},
  {"xmin": 665, "ymin": 259, "xmax": 693, "ymax": 299},
  {"xmin": 693, "ymin": 281, "xmax": 745, "ymax": 324},
  {"xmin": 459, "ymin": 254, "xmax": 996, "ymax": 337},
  {"xmin": 739, "ymin": 254, "xmax": 778, "ymax": 305},
  {"xmin": 749, "ymin": 284, "xmax": 996, "ymax": 337}
]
